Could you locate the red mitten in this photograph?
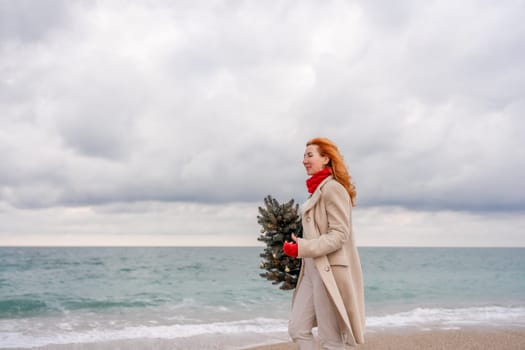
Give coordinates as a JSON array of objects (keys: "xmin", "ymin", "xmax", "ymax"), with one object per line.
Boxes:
[{"xmin": 283, "ymin": 241, "xmax": 298, "ymax": 258}]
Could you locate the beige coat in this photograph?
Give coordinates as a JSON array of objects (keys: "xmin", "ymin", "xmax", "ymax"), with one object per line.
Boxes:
[{"xmin": 294, "ymin": 176, "xmax": 366, "ymax": 346}]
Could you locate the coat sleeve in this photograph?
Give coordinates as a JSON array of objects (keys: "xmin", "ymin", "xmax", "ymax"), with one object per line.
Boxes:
[{"xmin": 297, "ymin": 181, "xmax": 351, "ymax": 258}]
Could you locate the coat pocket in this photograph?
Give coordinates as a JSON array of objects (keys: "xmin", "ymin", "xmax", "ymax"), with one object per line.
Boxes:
[{"xmin": 327, "ymin": 248, "xmax": 349, "ymax": 266}]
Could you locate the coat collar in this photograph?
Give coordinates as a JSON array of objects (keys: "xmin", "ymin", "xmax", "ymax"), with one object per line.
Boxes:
[{"xmin": 301, "ymin": 175, "xmax": 333, "ymax": 214}]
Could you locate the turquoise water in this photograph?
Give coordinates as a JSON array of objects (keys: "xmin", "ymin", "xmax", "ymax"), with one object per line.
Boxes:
[
  {"xmin": 0, "ymin": 247, "xmax": 524, "ymax": 348},
  {"xmin": 362, "ymin": 247, "xmax": 525, "ymax": 309}
]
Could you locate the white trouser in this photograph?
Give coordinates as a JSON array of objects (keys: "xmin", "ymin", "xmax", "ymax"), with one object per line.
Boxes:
[{"xmin": 288, "ymin": 258, "xmax": 344, "ymax": 350}]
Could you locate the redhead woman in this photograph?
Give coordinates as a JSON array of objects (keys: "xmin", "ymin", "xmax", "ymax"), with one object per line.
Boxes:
[{"xmin": 283, "ymin": 137, "xmax": 365, "ymax": 349}]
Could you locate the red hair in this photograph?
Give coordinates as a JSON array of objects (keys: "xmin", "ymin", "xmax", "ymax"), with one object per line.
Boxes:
[{"xmin": 306, "ymin": 137, "xmax": 357, "ymax": 207}]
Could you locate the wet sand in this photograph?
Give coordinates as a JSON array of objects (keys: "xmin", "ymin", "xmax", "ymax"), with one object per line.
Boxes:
[{"xmin": 242, "ymin": 328, "xmax": 525, "ymax": 350}]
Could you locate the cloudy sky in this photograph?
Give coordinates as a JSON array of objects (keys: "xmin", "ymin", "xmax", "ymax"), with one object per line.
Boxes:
[{"xmin": 1, "ymin": 0, "xmax": 524, "ymax": 247}]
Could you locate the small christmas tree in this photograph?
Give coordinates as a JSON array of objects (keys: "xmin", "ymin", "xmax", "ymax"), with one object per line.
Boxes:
[{"xmin": 257, "ymin": 195, "xmax": 302, "ymax": 290}]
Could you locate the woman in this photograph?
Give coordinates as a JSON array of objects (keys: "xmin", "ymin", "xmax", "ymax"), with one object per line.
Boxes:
[{"xmin": 283, "ymin": 137, "xmax": 365, "ymax": 349}]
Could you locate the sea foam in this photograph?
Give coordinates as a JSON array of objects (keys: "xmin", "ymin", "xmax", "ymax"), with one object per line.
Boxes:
[
  {"xmin": 366, "ymin": 306, "xmax": 525, "ymax": 329},
  {"xmin": 0, "ymin": 318, "xmax": 288, "ymax": 348}
]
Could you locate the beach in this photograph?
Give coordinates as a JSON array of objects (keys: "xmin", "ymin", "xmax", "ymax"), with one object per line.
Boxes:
[{"xmin": 242, "ymin": 328, "xmax": 525, "ymax": 350}]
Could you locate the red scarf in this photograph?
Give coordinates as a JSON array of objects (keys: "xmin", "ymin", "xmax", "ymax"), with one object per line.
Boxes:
[{"xmin": 306, "ymin": 167, "xmax": 332, "ymax": 194}]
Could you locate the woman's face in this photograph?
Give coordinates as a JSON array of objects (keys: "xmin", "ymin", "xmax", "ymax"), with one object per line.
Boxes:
[{"xmin": 303, "ymin": 145, "xmax": 329, "ymax": 175}]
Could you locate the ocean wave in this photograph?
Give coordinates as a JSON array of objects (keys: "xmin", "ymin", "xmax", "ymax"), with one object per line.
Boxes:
[
  {"xmin": 1, "ymin": 306, "xmax": 525, "ymax": 348},
  {"xmin": 0, "ymin": 298, "xmax": 48, "ymax": 318},
  {"xmin": 0, "ymin": 297, "xmax": 161, "ymax": 319},
  {"xmin": 366, "ymin": 306, "xmax": 525, "ymax": 329},
  {"xmin": 0, "ymin": 317, "xmax": 288, "ymax": 348}
]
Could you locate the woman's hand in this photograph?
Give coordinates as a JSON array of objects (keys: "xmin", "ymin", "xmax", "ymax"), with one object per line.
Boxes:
[
  {"xmin": 283, "ymin": 241, "xmax": 298, "ymax": 258},
  {"xmin": 284, "ymin": 233, "xmax": 299, "ymax": 258}
]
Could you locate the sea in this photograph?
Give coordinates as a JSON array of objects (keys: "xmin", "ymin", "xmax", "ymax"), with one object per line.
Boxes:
[{"xmin": 0, "ymin": 247, "xmax": 524, "ymax": 349}]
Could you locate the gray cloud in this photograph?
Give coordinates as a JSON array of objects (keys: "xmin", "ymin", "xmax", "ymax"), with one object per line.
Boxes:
[
  {"xmin": 0, "ymin": 0, "xmax": 72, "ymax": 43},
  {"xmin": 1, "ymin": 0, "xmax": 524, "ymax": 217}
]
